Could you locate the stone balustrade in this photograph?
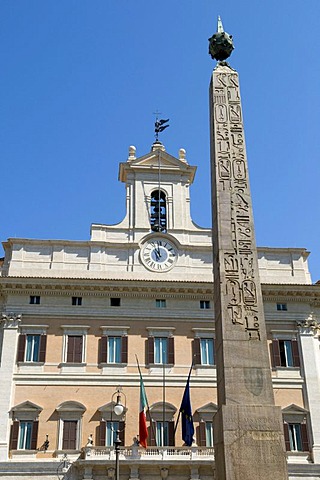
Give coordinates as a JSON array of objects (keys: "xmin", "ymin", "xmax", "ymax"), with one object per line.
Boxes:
[{"xmin": 82, "ymin": 445, "xmax": 215, "ymax": 461}]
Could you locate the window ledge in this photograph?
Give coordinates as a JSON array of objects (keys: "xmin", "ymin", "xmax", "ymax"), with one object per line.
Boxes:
[
  {"xmin": 18, "ymin": 361, "xmax": 44, "ymax": 366},
  {"xmin": 273, "ymin": 367, "xmax": 301, "ymax": 379},
  {"xmin": 287, "ymin": 451, "xmax": 311, "ymax": 464},
  {"xmin": 100, "ymin": 363, "xmax": 127, "ymax": 375},
  {"xmin": 59, "ymin": 363, "xmax": 87, "ymax": 373},
  {"xmin": 148, "ymin": 364, "xmax": 174, "ymax": 375},
  {"xmin": 10, "ymin": 450, "xmax": 38, "ymax": 460},
  {"xmin": 99, "ymin": 363, "xmax": 127, "ymax": 367}
]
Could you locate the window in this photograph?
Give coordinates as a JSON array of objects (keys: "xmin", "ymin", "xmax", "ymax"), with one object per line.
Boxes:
[
  {"xmin": 9, "ymin": 401, "xmax": 42, "ymax": 451},
  {"xmin": 271, "ymin": 339, "xmax": 300, "ymax": 368},
  {"xmin": 277, "ymin": 303, "xmax": 287, "ymax": 311},
  {"xmin": 156, "ymin": 299, "xmax": 166, "ymax": 308},
  {"xmin": 284, "ymin": 423, "xmax": 309, "ymax": 452},
  {"xmin": 148, "ymin": 402, "xmax": 176, "ymax": 446},
  {"xmin": 106, "ymin": 421, "xmax": 119, "ymax": 446},
  {"xmin": 108, "ymin": 337, "xmax": 121, "ymax": 363},
  {"xmin": 61, "ymin": 325, "xmax": 89, "ymax": 366},
  {"xmin": 99, "ymin": 333, "xmax": 128, "ymax": 365},
  {"xmin": 72, "ymin": 297, "xmax": 82, "ymax": 306},
  {"xmin": 97, "ymin": 402, "xmax": 126, "ymax": 447},
  {"xmin": 200, "ymin": 338, "xmax": 214, "ymax": 365},
  {"xmin": 66, "ymin": 335, "xmax": 83, "ymax": 363},
  {"xmin": 200, "ymin": 300, "xmax": 210, "ymax": 309},
  {"xmin": 29, "ymin": 296, "xmax": 40, "ymax": 305},
  {"xmin": 56, "ymin": 401, "xmax": 86, "ymax": 451},
  {"xmin": 26, "ymin": 335, "xmax": 40, "ymax": 361},
  {"xmin": 205, "ymin": 422, "xmax": 214, "ymax": 447},
  {"xmin": 154, "ymin": 337, "xmax": 168, "ymax": 364},
  {"xmin": 156, "ymin": 421, "xmax": 169, "ymax": 446},
  {"xmin": 195, "ymin": 402, "xmax": 217, "ymax": 447},
  {"xmin": 62, "ymin": 420, "xmax": 78, "ymax": 450},
  {"xmin": 110, "ymin": 298, "xmax": 121, "ymax": 307},
  {"xmin": 147, "ymin": 329, "xmax": 175, "ymax": 366},
  {"xmin": 10, "ymin": 421, "xmax": 38, "ymax": 450},
  {"xmin": 18, "ymin": 421, "xmax": 33, "ymax": 449},
  {"xmin": 150, "ymin": 190, "xmax": 167, "ymax": 232},
  {"xmin": 192, "ymin": 335, "xmax": 215, "ymax": 366},
  {"xmin": 17, "ymin": 334, "xmax": 47, "ymax": 363}
]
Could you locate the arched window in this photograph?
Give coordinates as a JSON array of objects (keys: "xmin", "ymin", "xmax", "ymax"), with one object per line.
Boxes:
[
  {"xmin": 150, "ymin": 190, "xmax": 167, "ymax": 232},
  {"xmin": 148, "ymin": 402, "xmax": 176, "ymax": 446}
]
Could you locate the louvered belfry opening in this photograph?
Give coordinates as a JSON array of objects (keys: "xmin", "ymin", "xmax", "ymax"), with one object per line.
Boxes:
[{"xmin": 150, "ymin": 190, "xmax": 167, "ymax": 232}]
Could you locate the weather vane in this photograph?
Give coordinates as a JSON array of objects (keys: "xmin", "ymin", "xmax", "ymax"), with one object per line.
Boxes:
[{"xmin": 154, "ymin": 113, "xmax": 170, "ymax": 142}]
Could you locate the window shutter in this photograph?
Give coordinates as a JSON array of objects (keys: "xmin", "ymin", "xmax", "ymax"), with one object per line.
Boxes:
[
  {"xmin": 30, "ymin": 421, "xmax": 38, "ymax": 450},
  {"xmin": 99, "ymin": 337, "xmax": 108, "ymax": 364},
  {"xmin": 271, "ymin": 340, "xmax": 281, "ymax": 367},
  {"xmin": 67, "ymin": 336, "xmax": 83, "ymax": 363},
  {"xmin": 283, "ymin": 422, "xmax": 290, "ymax": 451},
  {"xmin": 197, "ymin": 421, "xmax": 206, "ymax": 446},
  {"xmin": 121, "ymin": 336, "xmax": 128, "ymax": 364},
  {"xmin": 291, "ymin": 339, "xmax": 300, "ymax": 367},
  {"xmin": 168, "ymin": 337, "xmax": 175, "ymax": 365},
  {"xmin": 39, "ymin": 335, "xmax": 47, "ymax": 363},
  {"xmin": 213, "ymin": 338, "xmax": 216, "ymax": 365},
  {"xmin": 168, "ymin": 421, "xmax": 175, "ymax": 446},
  {"xmin": 148, "ymin": 421, "xmax": 156, "ymax": 446},
  {"xmin": 147, "ymin": 337, "xmax": 154, "ymax": 365},
  {"xmin": 9, "ymin": 421, "xmax": 19, "ymax": 450},
  {"xmin": 98, "ymin": 420, "xmax": 106, "ymax": 446},
  {"xmin": 67, "ymin": 336, "xmax": 74, "ymax": 363},
  {"xmin": 63, "ymin": 420, "xmax": 77, "ymax": 450},
  {"xmin": 75, "ymin": 336, "xmax": 83, "ymax": 363},
  {"xmin": 192, "ymin": 338, "xmax": 201, "ymax": 365},
  {"xmin": 301, "ymin": 423, "xmax": 309, "ymax": 452},
  {"xmin": 119, "ymin": 421, "xmax": 125, "ymax": 446},
  {"xmin": 17, "ymin": 334, "xmax": 26, "ymax": 362}
]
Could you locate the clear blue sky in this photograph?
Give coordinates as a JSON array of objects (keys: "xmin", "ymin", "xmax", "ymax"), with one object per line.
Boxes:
[{"xmin": 1, "ymin": 1, "xmax": 320, "ymax": 281}]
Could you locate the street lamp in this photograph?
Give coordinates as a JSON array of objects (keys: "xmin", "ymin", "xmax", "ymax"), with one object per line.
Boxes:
[{"xmin": 111, "ymin": 387, "xmax": 126, "ymax": 480}]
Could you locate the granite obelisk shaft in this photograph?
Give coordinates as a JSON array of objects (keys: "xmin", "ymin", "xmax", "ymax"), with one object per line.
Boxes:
[{"xmin": 210, "ymin": 63, "xmax": 288, "ymax": 479}]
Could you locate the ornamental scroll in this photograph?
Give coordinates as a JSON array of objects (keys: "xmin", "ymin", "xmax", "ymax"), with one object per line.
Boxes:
[{"xmin": 214, "ymin": 69, "xmax": 260, "ymax": 340}]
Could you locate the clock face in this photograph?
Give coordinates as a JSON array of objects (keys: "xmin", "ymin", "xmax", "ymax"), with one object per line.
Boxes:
[{"xmin": 141, "ymin": 238, "xmax": 178, "ymax": 271}]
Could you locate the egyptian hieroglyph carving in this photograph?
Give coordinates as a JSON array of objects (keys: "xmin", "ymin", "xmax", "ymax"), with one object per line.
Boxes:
[{"xmin": 213, "ymin": 70, "xmax": 261, "ymax": 340}]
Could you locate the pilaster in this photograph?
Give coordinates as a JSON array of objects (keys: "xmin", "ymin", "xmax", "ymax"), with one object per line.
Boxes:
[
  {"xmin": 297, "ymin": 316, "xmax": 320, "ymax": 463},
  {"xmin": 0, "ymin": 313, "xmax": 21, "ymax": 461}
]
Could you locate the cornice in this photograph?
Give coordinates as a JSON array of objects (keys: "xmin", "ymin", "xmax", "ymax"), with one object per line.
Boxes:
[
  {"xmin": 0, "ymin": 277, "xmax": 214, "ymax": 299},
  {"xmin": 1, "ymin": 277, "xmax": 319, "ymax": 302}
]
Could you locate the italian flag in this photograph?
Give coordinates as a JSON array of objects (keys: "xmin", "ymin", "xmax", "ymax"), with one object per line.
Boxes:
[{"xmin": 139, "ymin": 376, "xmax": 148, "ymax": 448}]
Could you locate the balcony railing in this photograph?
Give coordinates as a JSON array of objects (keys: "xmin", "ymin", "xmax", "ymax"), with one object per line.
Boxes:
[{"xmin": 82, "ymin": 445, "xmax": 215, "ymax": 461}]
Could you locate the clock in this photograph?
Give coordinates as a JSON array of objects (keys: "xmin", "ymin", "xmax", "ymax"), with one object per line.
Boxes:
[{"xmin": 141, "ymin": 238, "xmax": 178, "ymax": 271}]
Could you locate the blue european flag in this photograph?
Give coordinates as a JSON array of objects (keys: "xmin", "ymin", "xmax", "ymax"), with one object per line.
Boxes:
[{"xmin": 179, "ymin": 369, "xmax": 194, "ymax": 446}]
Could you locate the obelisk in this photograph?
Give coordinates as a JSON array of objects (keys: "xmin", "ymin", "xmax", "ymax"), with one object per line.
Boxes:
[{"xmin": 209, "ymin": 18, "xmax": 288, "ymax": 479}]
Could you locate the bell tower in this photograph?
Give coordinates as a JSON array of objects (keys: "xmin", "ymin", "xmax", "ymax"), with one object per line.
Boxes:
[{"xmin": 118, "ymin": 142, "xmax": 197, "ymax": 236}]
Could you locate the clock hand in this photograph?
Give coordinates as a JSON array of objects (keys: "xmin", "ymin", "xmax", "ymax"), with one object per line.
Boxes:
[{"xmin": 154, "ymin": 248, "xmax": 160, "ymax": 261}]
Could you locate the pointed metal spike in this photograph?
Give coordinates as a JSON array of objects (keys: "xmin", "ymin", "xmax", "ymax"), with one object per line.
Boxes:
[{"xmin": 217, "ymin": 16, "xmax": 224, "ymax": 33}]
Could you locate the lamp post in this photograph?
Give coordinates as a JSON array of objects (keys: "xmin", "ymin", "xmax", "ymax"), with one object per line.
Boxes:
[{"xmin": 111, "ymin": 387, "xmax": 126, "ymax": 480}]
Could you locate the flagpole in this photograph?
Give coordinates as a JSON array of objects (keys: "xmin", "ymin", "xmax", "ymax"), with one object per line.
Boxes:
[
  {"xmin": 174, "ymin": 362, "xmax": 193, "ymax": 436},
  {"xmin": 135, "ymin": 355, "xmax": 158, "ymax": 447},
  {"xmin": 163, "ymin": 357, "xmax": 165, "ymax": 443}
]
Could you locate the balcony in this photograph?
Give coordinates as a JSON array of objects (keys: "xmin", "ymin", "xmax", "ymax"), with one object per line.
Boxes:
[{"xmin": 81, "ymin": 444, "xmax": 215, "ymax": 463}]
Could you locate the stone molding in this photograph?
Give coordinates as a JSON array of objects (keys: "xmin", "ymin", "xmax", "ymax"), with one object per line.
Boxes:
[
  {"xmin": 296, "ymin": 316, "xmax": 320, "ymax": 333},
  {"xmin": 1, "ymin": 312, "xmax": 21, "ymax": 328}
]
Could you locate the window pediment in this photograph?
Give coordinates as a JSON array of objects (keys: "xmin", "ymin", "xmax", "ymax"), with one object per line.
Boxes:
[{"xmin": 56, "ymin": 401, "xmax": 86, "ymax": 414}]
